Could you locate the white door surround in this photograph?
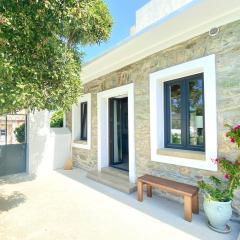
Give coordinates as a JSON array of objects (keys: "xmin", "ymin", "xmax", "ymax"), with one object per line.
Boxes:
[{"xmin": 97, "ymin": 83, "xmax": 136, "ymax": 183}]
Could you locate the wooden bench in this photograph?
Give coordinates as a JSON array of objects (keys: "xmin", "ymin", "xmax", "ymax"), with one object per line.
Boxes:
[{"xmin": 137, "ymin": 174, "xmax": 199, "ymax": 222}]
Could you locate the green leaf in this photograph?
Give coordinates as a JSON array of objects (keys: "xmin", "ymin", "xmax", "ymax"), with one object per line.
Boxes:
[{"xmin": 0, "ymin": 0, "xmax": 112, "ymax": 114}]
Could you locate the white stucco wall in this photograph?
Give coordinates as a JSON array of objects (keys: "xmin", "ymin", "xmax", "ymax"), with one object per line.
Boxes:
[
  {"xmin": 135, "ymin": 0, "xmax": 192, "ymax": 33},
  {"xmin": 27, "ymin": 111, "xmax": 71, "ymax": 175},
  {"xmin": 50, "ymin": 128, "xmax": 71, "ymax": 170}
]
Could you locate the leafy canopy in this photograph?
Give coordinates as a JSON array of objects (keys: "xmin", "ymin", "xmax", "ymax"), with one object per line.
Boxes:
[{"xmin": 0, "ymin": 0, "xmax": 112, "ymax": 114}]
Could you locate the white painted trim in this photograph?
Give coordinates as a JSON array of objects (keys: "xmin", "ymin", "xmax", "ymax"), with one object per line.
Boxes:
[
  {"xmin": 72, "ymin": 93, "xmax": 91, "ymax": 150},
  {"xmin": 82, "ymin": 0, "xmax": 240, "ymax": 83},
  {"xmin": 26, "ymin": 114, "xmax": 30, "ymax": 174},
  {"xmin": 97, "ymin": 84, "xmax": 136, "ymax": 183},
  {"xmin": 150, "ymin": 55, "xmax": 218, "ymax": 171},
  {"xmin": 63, "ymin": 112, "xmax": 66, "ymax": 128},
  {"xmin": 135, "ymin": 0, "xmax": 193, "ymax": 33}
]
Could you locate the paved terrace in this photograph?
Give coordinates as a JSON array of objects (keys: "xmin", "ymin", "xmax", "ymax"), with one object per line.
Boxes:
[{"xmin": 0, "ymin": 169, "xmax": 239, "ymax": 240}]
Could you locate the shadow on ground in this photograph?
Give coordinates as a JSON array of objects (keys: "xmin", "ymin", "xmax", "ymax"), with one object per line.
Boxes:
[
  {"xmin": 0, "ymin": 191, "xmax": 26, "ymax": 212},
  {"xmin": 0, "ymin": 173, "xmax": 36, "ymax": 185},
  {"xmin": 57, "ymin": 169, "xmax": 240, "ymax": 240}
]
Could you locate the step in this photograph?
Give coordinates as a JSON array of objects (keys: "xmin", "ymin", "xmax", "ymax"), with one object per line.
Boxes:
[
  {"xmin": 87, "ymin": 168, "xmax": 136, "ymax": 194},
  {"xmin": 101, "ymin": 167, "xmax": 129, "ymax": 180}
]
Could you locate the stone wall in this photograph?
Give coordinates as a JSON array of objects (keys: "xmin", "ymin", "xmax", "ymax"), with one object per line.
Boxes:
[{"xmin": 69, "ymin": 20, "xmax": 240, "ymax": 213}]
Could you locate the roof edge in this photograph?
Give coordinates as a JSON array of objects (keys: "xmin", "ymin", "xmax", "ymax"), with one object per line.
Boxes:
[{"xmin": 82, "ymin": 0, "xmax": 240, "ymax": 84}]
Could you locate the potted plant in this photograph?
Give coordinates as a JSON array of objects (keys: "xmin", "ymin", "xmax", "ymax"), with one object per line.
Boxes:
[{"xmin": 198, "ymin": 124, "xmax": 240, "ymax": 233}]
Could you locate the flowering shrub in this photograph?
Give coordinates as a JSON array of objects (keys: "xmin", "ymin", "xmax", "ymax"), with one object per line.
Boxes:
[
  {"xmin": 198, "ymin": 158, "xmax": 240, "ymax": 201},
  {"xmin": 225, "ymin": 123, "xmax": 240, "ymax": 147},
  {"xmin": 198, "ymin": 124, "xmax": 240, "ymax": 202}
]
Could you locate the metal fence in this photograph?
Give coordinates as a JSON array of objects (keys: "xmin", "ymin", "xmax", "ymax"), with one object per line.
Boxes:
[{"xmin": 0, "ymin": 114, "xmax": 27, "ymax": 176}]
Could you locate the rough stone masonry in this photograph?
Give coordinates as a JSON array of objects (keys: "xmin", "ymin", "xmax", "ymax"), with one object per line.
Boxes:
[{"xmin": 67, "ymin": 19, "xmax": 240, "ymax": 215}]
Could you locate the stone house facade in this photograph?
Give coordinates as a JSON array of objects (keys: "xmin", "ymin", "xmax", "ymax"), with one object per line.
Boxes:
[{"xmin": 67, "ymin": 1, "xmax": 240, "ymax": 214}]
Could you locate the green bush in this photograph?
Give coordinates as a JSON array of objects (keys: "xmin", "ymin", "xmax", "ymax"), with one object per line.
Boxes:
[
  {"xmin": 14, "ymin": 123, "xmax": 25, "ymax": 143},
  {"xmin": 198, "ymin": 124, "xmax": 240, "ymax": 202},
  {"xmin": 50, "ymin": 110, "xmax": 64, "ymax": 128}
]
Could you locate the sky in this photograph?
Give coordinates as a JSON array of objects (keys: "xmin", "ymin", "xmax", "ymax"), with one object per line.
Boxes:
[{"xmin": 80, "ymin": 0, "xmax": 149, "ymax": 63}]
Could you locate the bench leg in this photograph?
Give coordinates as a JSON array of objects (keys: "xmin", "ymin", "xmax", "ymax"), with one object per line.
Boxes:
[
  {"xmin": 137, "ymin": 181, "xmax": 144, "ymax": 202},
  {"xmin": 192, "ymin": 193, "xmax": 199, "ymax": 214},
  {"xmin": 147, "ymin": 185, "xmax": 152, "ymax": 198},
  {"xmin": 184, "ymin": 196, "xmax": 193, "ymax": 222}
]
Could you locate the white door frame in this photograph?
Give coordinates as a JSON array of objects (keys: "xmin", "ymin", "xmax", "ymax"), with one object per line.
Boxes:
[{"xmin": 97, "ymin": 83, "xmax": 136, "ymax": 183}]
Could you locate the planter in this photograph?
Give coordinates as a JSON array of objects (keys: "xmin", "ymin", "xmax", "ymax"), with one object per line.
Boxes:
[{"xmin": 203, "ymin": 197, "xmax": 232, "ymax": 232}]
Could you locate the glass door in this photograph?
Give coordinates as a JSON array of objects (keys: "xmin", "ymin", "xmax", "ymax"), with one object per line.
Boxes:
[{"xmin": 109, "ymin": 97, "xmax": 129, "ymax": 171}]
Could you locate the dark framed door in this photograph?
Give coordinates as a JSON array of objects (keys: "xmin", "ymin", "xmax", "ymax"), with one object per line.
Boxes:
[{"xmin": 109, "ymin": 97, "xmax": 129, "ymax": 171}]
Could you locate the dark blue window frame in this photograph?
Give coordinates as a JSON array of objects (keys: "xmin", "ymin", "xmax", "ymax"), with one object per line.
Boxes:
[
  {"xmin": 164, "ymin": 73, "xmax": 205, "ymax": 152},
  {"xmin": 80, "ymin": 102, "xmax": 87, "ymax": 141}
]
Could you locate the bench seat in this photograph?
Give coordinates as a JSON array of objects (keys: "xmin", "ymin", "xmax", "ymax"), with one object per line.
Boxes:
[{"xmin": 137, "ymin": 174, "xmax": 199, "ymax": 222}]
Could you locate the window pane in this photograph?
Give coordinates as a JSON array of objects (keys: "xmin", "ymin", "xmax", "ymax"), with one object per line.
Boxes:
[
  {"xmin": 6, "ymin": 115, "xmax": 26, "ymax": 144},
  {"xmin": 0, "ymin": 116, "xmax": 6, "ymax": 145},
  {"xmin": 170, "ymin": 84, "xmax": 181, "ymax": 144},
  {"xmin": 188, "ymin": 79, "xmax": 204, "ymax": 146},
  {"xmin": 80, "ymin": 102, "xmax": 87, "ymax": 140}
]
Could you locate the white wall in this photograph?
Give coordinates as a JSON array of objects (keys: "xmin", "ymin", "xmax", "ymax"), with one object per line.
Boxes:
[
  {"xmin": 135, "ymin": 0, "xmax": 192, "ymax": 33},
  {"xmin": 50, "ymin": 128, "xmax": 71, "ymax": 170},
  {"xmin": 27, "ymin": 110, "xmax": 71, "ymax": 175}
]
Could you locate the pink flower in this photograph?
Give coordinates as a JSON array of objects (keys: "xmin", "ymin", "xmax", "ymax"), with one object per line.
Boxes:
[
  {"xmin": 224, "ymin": 174, "xmax": 230, "ymax": 179},
  {"xmin": 212, "ymin": 158, "xmax": 220, "ymax": 164},
  {"xmin": 233, "ymin": 125, "xmax": 240, "ymax": 131},
  {"xmin": 230, "ymin": 138, "xmax": 235, "ymax": 143}
]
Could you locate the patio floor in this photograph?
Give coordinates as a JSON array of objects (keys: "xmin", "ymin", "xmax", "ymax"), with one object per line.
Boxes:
[{"xmin": 0, "ymin": 169, "xmax": 239, "ymax": 240}]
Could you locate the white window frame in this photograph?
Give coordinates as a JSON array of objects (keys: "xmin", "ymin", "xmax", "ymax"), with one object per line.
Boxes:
[
  {"xmin": 149, "ymin": 54, "xmax": 217, "ymax": 171},
  {"xmin": 72, "ymin": 93, "xmax": 91, "ymax": 149},
  {"xmin": 63, "ymin": 113, "xmax": 66, "ymax": 128}
]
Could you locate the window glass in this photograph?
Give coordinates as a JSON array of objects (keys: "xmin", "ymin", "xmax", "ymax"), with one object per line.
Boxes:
[
  {"xmin": 164, "ymin": 74, "xmax": 204, "ymax": 151},
  {"xmin": 80, "ymin": 102, "xmax": 87, "ymax": 140},
  {"xmin": 170, "ymin": 84, "xmax": 181, "ymax": 144},
  {"xmin": 188, "ymin": 79, "xmax": 204, "ymax": 147}
]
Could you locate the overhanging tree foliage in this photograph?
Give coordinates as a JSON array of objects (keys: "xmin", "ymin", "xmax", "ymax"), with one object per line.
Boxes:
[{"xmin": 0, "ymin": 0, "xmax": 112, "ymax": 114}]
